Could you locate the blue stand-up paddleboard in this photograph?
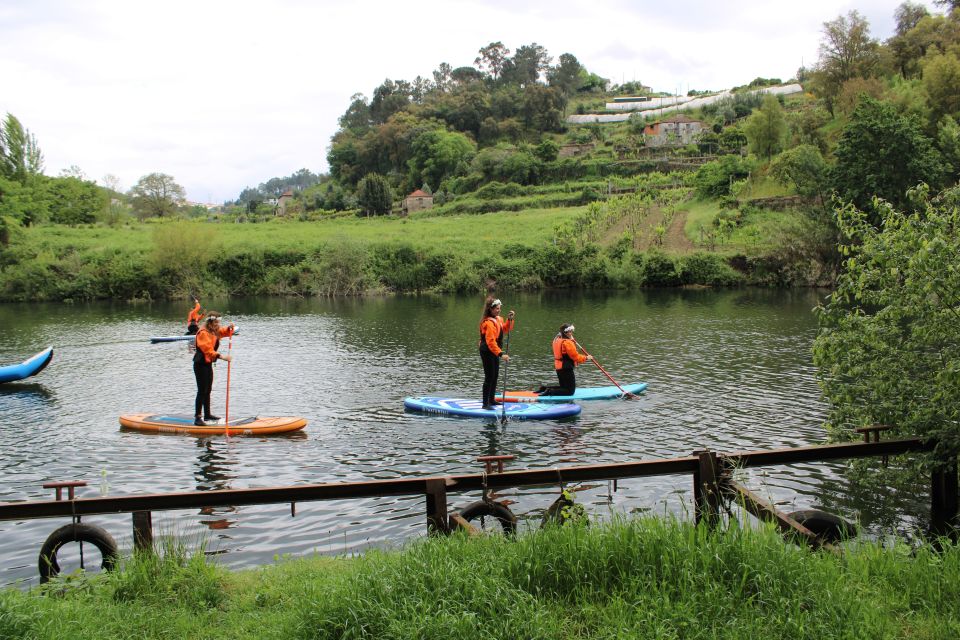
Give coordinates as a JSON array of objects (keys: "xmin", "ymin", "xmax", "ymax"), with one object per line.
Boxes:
[
  {"xmin": 498, "ymin": 382, "xmax": 647, "ymax": 403},
  {"xmin": 404, "ymin": 397, "xmax": 580, "ymax": 420},
  {"xmin": 0, "ymin": 347, "xmax": 54, "ymax": 384},
  {"xmin": 150, "ymin": 327, "xmax": 240, "ymax": 343}
]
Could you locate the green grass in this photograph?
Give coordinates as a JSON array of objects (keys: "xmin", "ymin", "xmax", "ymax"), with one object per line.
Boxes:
[
  {"xmin": 683, "ymin": 199, "xmax": 804, "ymax": 254},
  {"xmin": 2, "ymin": 517, "xmax": 958, "ymax": 639},
  {"xmin": 21, "ymin": 206, "xmax": 584, "ymax": 257}
]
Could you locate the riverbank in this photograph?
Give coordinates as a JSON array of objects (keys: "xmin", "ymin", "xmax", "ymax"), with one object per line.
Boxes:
[
  {"xmin": 2, "ymin": 517, "xmax": 957, "ymax": 639},
  {"xmin": 0, "ymin": 204, "xmax": 825, "ymax": 302}
]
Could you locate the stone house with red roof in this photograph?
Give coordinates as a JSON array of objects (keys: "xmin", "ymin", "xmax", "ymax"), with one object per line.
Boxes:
[{"xmin": 403, "ymin": 189, "xmax": 433, "ymax": 214}]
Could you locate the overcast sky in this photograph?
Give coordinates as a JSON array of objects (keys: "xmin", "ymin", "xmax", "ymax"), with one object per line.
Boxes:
[{"xmin": 0, "ymin": 0, "xmax": 941, "ymax": 203}]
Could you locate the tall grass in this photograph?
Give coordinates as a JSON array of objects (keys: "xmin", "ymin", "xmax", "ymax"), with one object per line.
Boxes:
[{"xmin": 3, "ymin": 517, "xmax": 958, "ymax": 639}]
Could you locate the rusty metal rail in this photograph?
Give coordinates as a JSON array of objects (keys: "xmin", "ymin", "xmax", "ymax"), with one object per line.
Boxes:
[{"xmin": 0, "ymin": 437, "xmax": 955, "ymax": 561}]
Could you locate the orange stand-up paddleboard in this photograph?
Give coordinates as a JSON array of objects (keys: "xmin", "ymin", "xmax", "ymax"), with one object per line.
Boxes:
[{"xmin": 119, "ymin": 414, "xmax": 306, "ymax": 436}]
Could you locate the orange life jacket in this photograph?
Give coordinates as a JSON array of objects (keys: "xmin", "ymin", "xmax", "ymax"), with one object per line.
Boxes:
[
  {"xmin": 553, "ymin": 335, "xmax": 586, "ymax": 370},
  {"xmin": 193, "ymin": 325, "xmax": 234, "ymax": 364},
  {"xmin": 478, "ymin": 316, "xmax": 513, "ymax": 356}
]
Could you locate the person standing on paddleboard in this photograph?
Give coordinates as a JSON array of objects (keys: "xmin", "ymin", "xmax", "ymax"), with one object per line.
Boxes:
[
  {"xmin": 186, "ymin": 297, "xmax": 205, "ymax": 335},
  {"xmin": 193, "ymin": 312, "xmax": 235, "ymax": 426},
  {"xmin": 478, "ymin": 296, "xmax": 515, "ymax": 410},
  {"xmin": 537, "ymin": 323, "xmax": 591, "ymax": 397}
]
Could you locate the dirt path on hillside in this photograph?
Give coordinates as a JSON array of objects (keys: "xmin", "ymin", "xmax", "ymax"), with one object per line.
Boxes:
[{"xmin": 601, "ymin": 206, "xmax": 698, "ymax": 253}]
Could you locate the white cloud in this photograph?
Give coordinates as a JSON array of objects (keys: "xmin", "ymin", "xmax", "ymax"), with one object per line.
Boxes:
[{"xmin": 0, "ymin": 0, "xmax": 939, "ymax": 202}]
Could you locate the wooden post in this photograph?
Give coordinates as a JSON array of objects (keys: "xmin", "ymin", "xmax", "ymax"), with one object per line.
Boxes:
[
  {"xmin": 931, "ymin": 460, "xmax": 959, "ymax": 542},
  {"xmin": 132, "ymin": 510, "xmax": 153, "ymax": 552},
  {"xmin": 425, "ymin": 478, "xmax": 449, "ymax": 535},
  {"xmin": 693, "ymin": 450, "xmax": 721, "ymax": 529}
]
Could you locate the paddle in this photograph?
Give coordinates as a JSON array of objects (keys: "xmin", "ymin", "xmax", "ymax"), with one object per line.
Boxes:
[
  {"xmin": 224, "ymin": 332, "xmax": 233, "ymax": 437},
  {"xmin": 500, "ymin": 326, "xmax": 511, "ymax": 425},
  {"xmin": 572, "ymin": 339, "xmax": 639, "ymax": 399}
]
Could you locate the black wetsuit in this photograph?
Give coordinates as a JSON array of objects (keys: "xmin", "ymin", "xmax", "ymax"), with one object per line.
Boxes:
[
  {"xmin": 479, "ymin": 318, "xmax": 505, "ymax": 407},
  {"xmin": 193, "ymin": 334, "xmax": 219, "ymax": 418}
]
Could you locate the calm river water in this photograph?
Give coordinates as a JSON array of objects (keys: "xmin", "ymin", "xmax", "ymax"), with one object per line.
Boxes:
[{"xmin": 0, "ymin": 290, "xmax": 924, "ymax": 586}]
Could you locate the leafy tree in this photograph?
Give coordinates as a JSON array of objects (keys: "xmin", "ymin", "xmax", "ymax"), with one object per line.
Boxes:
[
  {"xmin": 369, "ymin": 79, "xmax": 410, "ymax": 125},
  {"xmin": 47, "ymin": 176, "xmax": 107, "ymax": 225},
  {"xmin": 339, "ymin": 93, "xmax": 371, "ymax": 131},
  {"xmin": 889, "ymin": 2, "xmax": 931, "ymax": 77},
  {"xmin": 356, "ymin": 173, "xmax": 392, "ymax": 216},
  {"xmin": 835, "ymin": 76, "xmax": 886, "ymax": 116},
  {"xmin": 502, "ymin": 43, "xmax": 552, "ymax": 85},
  {"xmin": 432, "ymin": 62, "xmax": 452, "ymax": 92},
  {"xmin": 521, "ymin": 85, "xmax": 564, "ymax": 132},
  {"xmin": 450, "ymin": 66, "xmax": 484, "ymax": 85},
  {"xmin": 408, "ymin": 129, "xmax": 476, "ymax": 189},
  {"xmin": 692, "ymin": 155, "xmax": 754, "ymax": 198},
  {"xmin": 743, "ymin": 94, "xmax": 787, "ymax": 160},
  {"xmin": 769, "ymin": 144, "xmax": 831, "ymax": 203},
  {"xmin": 0, "ymin": 113, "xmax": 44, "ymax": 182},
  {"xmin": 788, "ymin": 105, "xmax": 830, "ymax": 152},
  {"xmin": 813, "ymin": 185, "xmax": 960, "ymax": 463},
  {"xmin": 534, "ymin": 138, "xmax": 559, "ymax": 162},
  {"xmin": 922, "ymin": 52, "xmax": 960, "ymax": 123},
  {"xmin": 938, "ymin": 114, "xmax": 960, "ymax": 182},
  {"xmin": 547, "ymin": 53, "xmax": 583, "ymax": 97},
  {"xmin": 832, "ymin": 96, "xmax": 943, "ymax": 216},
  {"xmin": 895, "ymin": 1, "xmax": 929, "ymax": 36},
  {"xmin": 475, "ymin": 42, "xmax": 510, "ymax": 80},
  {"xmin": 810, "ymin": 11, "xmax": 880, "ymax": 114},
  {"xmin": 129, "ymin": 173, "xmax": 186, "ymax": 218}
]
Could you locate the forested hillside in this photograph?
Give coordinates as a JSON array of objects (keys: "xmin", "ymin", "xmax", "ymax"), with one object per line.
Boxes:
[{"xmin": 2, "ymin": 5, "xmax": 960, "ymax": 301}]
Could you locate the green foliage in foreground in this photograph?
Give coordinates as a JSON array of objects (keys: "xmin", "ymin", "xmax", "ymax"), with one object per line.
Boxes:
[
  {"xmin": 2, "ymin": 517, "xmax": 959, "ymax": 639},
  {"xmin": 814, "ymin": 185, "xmax": 960, "ymax": 461}
]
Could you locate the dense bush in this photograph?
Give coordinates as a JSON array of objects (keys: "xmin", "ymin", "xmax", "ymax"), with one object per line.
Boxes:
[
  {"xmin": 639, "ymin": 251, "xmax": 680, "ymax": 286},
  {"xmin": 676, "ymin": 252, "xmax": 744, "ymax": 286}
]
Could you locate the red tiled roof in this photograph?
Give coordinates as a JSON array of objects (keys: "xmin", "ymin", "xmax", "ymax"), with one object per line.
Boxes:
[{"xmin": 407, "ymin": 189, "xmax": 431, "ymax": 198}]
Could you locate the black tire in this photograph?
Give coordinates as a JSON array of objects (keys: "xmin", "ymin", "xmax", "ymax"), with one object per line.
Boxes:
[
  {"xmin": 458, "ymin": 500, "xmax": 517, "ymax": 535},
  {"xmin": 38, "ymin": 523, "xmax": 119, "ymax": 583},
  {"xmin": 788, "ymin": 509, "xmax": 858, "ymax": 543}
]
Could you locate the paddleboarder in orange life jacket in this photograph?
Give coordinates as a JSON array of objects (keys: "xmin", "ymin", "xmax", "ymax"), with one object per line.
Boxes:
[
  {"xmin": 186, "ymin": 297, "xmax": 205, "ymax": 335},
  {"xmin": 478, "ymin": 296, "xmax": 515, "ymax": 410},
  {"xmin": 537, "ymin": 323, "xmax": 591, "ymax": 397},
  {"xmin": 193, "ymin": 312, "xmax": 235, "ymax": 426}
]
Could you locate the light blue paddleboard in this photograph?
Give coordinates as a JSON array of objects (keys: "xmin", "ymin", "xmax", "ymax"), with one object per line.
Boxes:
[
  {"xmin": 150, "ymin": 327, "xmax": 239, "ymax": 343},
  {"xmin": 0, "ymin": 347, "xmax": 54, "ymax": 384},
  {"xmin": 404, "ymin": 397, "xmax": 580, "ymax": 420},
  {"xmin": 499, "ymin": 382, "xmax": 647, "ymax": 403}
]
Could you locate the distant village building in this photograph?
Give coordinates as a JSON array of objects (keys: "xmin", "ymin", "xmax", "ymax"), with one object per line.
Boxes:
[
  {"xmin": 403, "ymin": 189, "xmax": 433, "ymax": 214},
  {"xmin": 275, "ymin": 189, "xmax": 294, "ymax": 216},
  {"xmin": 642, "ymin": 114, "xmax": 705, "ymax": 147}
]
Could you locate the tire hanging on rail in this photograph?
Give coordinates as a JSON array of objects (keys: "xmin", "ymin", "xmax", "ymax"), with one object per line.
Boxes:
[
  {"xmin": 38, "ymin": 523, "xmax": 119, "ymax": 583},
  {"xmin": 458, "ymin": 500, "xmax": 517, "ymax": 535}
]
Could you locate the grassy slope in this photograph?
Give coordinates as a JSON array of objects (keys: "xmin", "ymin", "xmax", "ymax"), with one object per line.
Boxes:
[
  {"xmin": 23, "ymin": 206, "xmax": 586, "ymax": 257},
  {"xmin": 2, "ymin": 518, "xmax": 958, "ymax": 640}
]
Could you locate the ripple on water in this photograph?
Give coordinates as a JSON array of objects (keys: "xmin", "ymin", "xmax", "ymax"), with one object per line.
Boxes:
[{"xmin": 0, "ymin": 291, "xmax": 917, "ymax": 587}]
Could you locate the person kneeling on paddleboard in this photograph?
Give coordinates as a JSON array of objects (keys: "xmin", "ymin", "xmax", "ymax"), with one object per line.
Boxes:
[
  {"xmin": 478, "ymin": 296, "xmax": 515, "ymax": 410},
  {"xmin": 186, "ymin": 297, "xmax": 205, "ymax": 335},
  {"xmin": 193, "ymin": 312, "xmax": 235, "ymax": 426},
  {"xmin": 538, "ymin": 323, "xmax": 591, "ymax": 397}
]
